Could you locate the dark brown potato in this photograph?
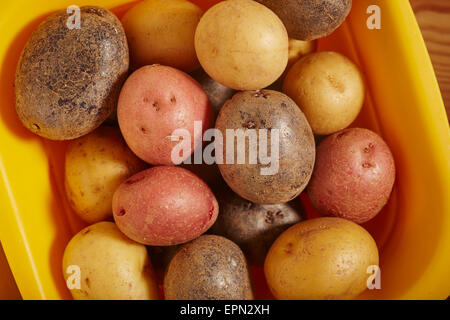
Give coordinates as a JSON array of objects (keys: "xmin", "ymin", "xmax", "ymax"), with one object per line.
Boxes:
[
  {"xmin": 164, "ymin": 235, "xmax": 254, "ymax": 300},
  {"xmin": 190, "ymin": 68, "xmax": 236, "ymax": 117},
  {"xmin": 215, "ymin": 90, "xmax": 315, "ymax": 204},
  {"xmin": 148, "ymin": 245, "xmax": 181, "ymax": 282},
  {"xmin": 211, "ymin": 186, "xmax": 305, "ymax": 265},
  {"xmin": 255, "ymin": 0, "xmax": 352, "ymax": 41},
  {"xmin": 15, "ymin": 6, "xmax": 129, "ymax": 140}
]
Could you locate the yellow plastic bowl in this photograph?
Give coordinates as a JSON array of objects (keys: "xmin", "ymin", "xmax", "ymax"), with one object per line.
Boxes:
[{"xmin": 0, "ymin": 0, "xmax": 449, "ymax": 300}]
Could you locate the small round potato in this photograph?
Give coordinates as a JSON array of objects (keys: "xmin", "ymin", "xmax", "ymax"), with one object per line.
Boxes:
[
  {"xmin": 164, "ymin": 235, "xmax": 254, "ymax": 300},
  {"xmin": 117, "ymin": 65, "xmax": 213, "ymax": 165},
  {"xmin": 307, "ymin": 128, "xmax": 396, "ymax": 224},
  {"xmin": 122, "ymin": 0, "xmax": 203, "ymax": 72},
  {"xmin": 264, "ymin": 217, "xmax": 379, "ymax": 300},
  {"xmin": 62, "ymin": 222, "xmax": 159, "ymax": 300},
  {"xmin": 283, "ymin": 51, "xmax": 365, "ymax": 135},
  {"xmin": 195, "ymin": 0, "xmax": 289, "ymax": 90},
  {"xmin": 64, "ymin": 126, "xmax": 147, "ymax": 223},
  {"xmin": 15, "ymin": 6, "xmax": 129, "ymax": 140},
  {"xmin": 215, "ymin": 90, "xmax": 315, "ymax": 204},
  {"xmin": 112, "ymin": 166, "xmax": 219, "ymax": 246},
  {"xmin": 211, "ymin": 186, "xmax": 305, "ymax": 265},
  {"xmin": 255, "ymin": 0, "xmax": 352, "ymax": 41}
]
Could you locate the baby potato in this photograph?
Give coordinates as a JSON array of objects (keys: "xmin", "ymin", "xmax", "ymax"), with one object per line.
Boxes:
[
  {"xmin": 307, "ymin": 128, "xmax": 396, "ymax": 224},
  {"xmin": 122, "ymin": 0, "xmax": 203, "ymax": 72},
  {"xmin": 64, "ymin": 126, "xmax": 147, "ymax": 223},
  {"xmin": 264, "ymin": 217, "xmax": 379, "ymax": 300},
  {"xmin": 164, "ymin": 235, "xmax": 254, "ymax": 300},
  {"xmin": 255, "ymin": 0, "xmax": 352, "ymax": 41},
  {"xmin": 195, "ymin": 0, "xmax": 288, "ymax": 90},
  {"xmin": 211, "ymin": 186, "xmax": 305, "ymax": 266},
  {"xmin": 283, "ymin": 51, "xmax": 365, "ymax": 135},
  {"xmin": 117, "ymin": 65, "xmax": 213, "ymax": 165},
  {"xmin": 15, "ymin": 6, "xmax": 129, "ymax": 140},
  {"xmin": 62, "ymin": 222, "xmax": 159, "ymax": 300},
  {"xmin": 215, "ymin": 90, "xmax": 315, "ymax": 204},
  {"xmin": 112, "ymin": 166, "xmax": 219, "ymax": 246}
]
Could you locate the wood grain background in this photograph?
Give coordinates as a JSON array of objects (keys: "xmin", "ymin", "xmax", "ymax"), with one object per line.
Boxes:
[{"xmin": 410, "ymin": 0, "xmax": 450, "ymax": 118}]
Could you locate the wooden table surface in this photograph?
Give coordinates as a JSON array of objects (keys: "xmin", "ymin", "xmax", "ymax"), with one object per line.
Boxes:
[{"xmin": 410, "ymin": 0, "xmax": 450, "ymax": 118}]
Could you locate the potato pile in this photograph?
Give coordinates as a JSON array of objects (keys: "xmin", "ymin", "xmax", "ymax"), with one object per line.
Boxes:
[{"xmin": 15, "ymin": 0, "xmax": 396, "ymax": 300}]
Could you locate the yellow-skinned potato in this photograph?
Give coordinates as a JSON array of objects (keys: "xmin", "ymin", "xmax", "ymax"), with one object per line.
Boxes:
[
  {"xmin": 264, "ymin": 217, "xmax": 379, "ymax": 300},
  {"xmin": 287, "ymin": 38, "xmax": 317, "ymax": 71},
  {"xmin": 195, "ymin": 0, "xmax": 288, "ymax": 90},
  {"xmin": 62, "ymin": 222, "xmax": 159, "ymax": 300},
  {"xmin": 283, "ymin": 51, "xmax": 365, "ymax": 135},
  {"xmin": 122, "ymin": 0, "xmax": 203, "ymax": 71},
  {"xmin": 64, "ymin": 126, "xmax": 147, "ymax": 223}
]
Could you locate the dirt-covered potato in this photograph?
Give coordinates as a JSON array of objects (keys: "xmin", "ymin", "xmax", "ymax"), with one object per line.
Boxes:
[
  {"xmin": 283, "ymin": 51, "xmax": 365, "ymax": 135},
  {"xmin": 15, "ymin": 6, "xmax": 129, "ymax": 140},
  {"xmin": 62, "ymin": 222, "xmax": 159, "ymax": 300},
  {"xmin": 112, "ymin": 166, "xmax": 219, "ymax": 246},
  {"xmin": 255, "ymin": 0, "xmax": 352, "ymax": 41},
  {"xmin": 307, "ymin": 128, "xmax": 396, "ymax": 224},
  {"xmin": 264, "ymin": 217, "xmax": 379, "ymax": 300},
  {"xmin": 190, "ymin": 68, "xmax": 236, "ymax": 117},
  {"xmin": 211, "ymin": 186, "xmax": 305, "ymax": 265},
  {"xmin": 215, "ymin": 90, "xmax": 315, "ymax": 204},
  {"xmin": 122, "ymin": 0, "xmax": 203, "ymax": 72},
  {"xmin": 64, "ymin": 126, "xmax": 147, "ymax": 224},
  {"xmin": 164, "ymin": 235, "xmax": 254, "ymax": 300},
  {"xmin": 117, "ymin": 65, "xmax": 213, "ymax": 165},
  {"xmin": 195, "ymin": 0, "xmax": 288, "ymax": 90}
]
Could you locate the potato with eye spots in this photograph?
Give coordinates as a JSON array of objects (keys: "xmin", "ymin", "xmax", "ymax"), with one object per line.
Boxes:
[
  {"xmin": 64, "ymin": 126, "xmax": 147, "ymax": 224},
  {"xmin": 307, "ymin": 128, "xmax": 396, "ymax": 224},
  {"xmin": 215, "ymin": 90, "xmax": 315, "ymax": 204},
  {"xmin": 283, "ymin": 51, "xmax": 365, "ymax": 135},
  {"xmin": 117, "ymin": 65, "xmax": 213, "ymax": 165},
  {"xmin": 264, "ymin": 217, "xmax": 379, "ymax": 300},
  {"xmin": 15, "ymin": 6, "xmax": 129, "ymax": 140},
  {"xmin": 164, "ymin": 235, "xmax": 254, "ymax": 300},
  {"xmin": 210, "ymin": 186, "xmax": 305, "ymax": 266},
  {"xmin": 112, "ymin": 166, "xmax": 219, "ymax": 246},
  {"xmin": 62, "ymin": 222, "xmax": 159, "ymax": 300}
]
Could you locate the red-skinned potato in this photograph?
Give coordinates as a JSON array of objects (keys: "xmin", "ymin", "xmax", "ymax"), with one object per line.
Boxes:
[
  {"xmin": 307, "ymin": 128, "xmax": 396, "ymax": 224},
  {"xmin": 117, "ymin": 65, "xmax": 213, "ymax": 165},
  {"xmin": 112, "ymin": 166, "xmax": 219, "ymax": 246}
]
